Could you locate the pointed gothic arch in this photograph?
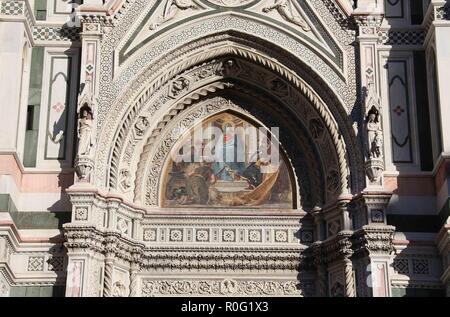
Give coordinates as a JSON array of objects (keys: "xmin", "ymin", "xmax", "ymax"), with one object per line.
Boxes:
[{"xmin": 95, "ymin": 33, "xmax": 364, "ymax": 209}]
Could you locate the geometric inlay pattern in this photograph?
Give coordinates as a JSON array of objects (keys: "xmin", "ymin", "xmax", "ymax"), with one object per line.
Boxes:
[
  {"xmin": 412, "ymin": 259, "xmax": 429, "ymax": 275},
  {"xmin": 0, "ymin": 0, "xmax": 23, "ymax": 15},
  {"xmin": 378, "ymin": 30, "xmax": 425, "ymax": 45},
  {"xmin": 27, "ymin": 256, "xmax": 45, "ymax": 272},
  {"xmin": 47, "ymin": 256, "xmax": 64, "ymax": 272},
  {"xmin": 142, "ymin": 226, "xmax": 300, "ymax": 245},
  {"xmin": 141, "ymin": 279, "xmax": 301, "ymax": 297},
  {"xmin": 393, "ymin": 258, "xmax": 409, "ymax": 274}
]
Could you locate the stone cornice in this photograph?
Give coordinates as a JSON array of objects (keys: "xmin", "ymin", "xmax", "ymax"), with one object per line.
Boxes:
[{"xmin": 63, "ymin": 223, "xmax": 307, "ymax": 271}]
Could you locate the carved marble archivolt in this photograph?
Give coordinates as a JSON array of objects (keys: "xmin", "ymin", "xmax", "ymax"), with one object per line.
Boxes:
[
  {"xmin": 101, "ymin": 54, "xmax": 355, "ymax": 209},
  {"xmin": 95, "ymin": 32, "xmax": 363, "ymax": 196}
]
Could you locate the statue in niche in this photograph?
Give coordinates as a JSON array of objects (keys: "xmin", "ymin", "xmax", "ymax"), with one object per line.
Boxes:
[
  {"xmin": 262, "ymin": 0, "xmax": 311, "ymax": 32},
  {"xmin": 77, "ymin": 104, "xmax": 94, "ymax": 157},
  {"xmin": 150, "ymin": 0, "xmax": 200, "ymax": 30},
  {"xmin": 366, "ymin": 106, "xmax": 383, "ymax": 159}
]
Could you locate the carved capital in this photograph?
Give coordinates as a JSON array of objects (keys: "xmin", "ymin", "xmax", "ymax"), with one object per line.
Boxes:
[
  {"xmin": 352, "ymin": 225, "xmax": 395, "ymax": 257},
  {"xmin": 79, "ymin": 15, "xmax": 113, "ymax": 36},
  {"xmin": 354, "ymin": 14, "xmax": 384, "ymax": 37},
  {"xmin": 315, "ymin": 231, "xmax": 354, "ymax": 265}
]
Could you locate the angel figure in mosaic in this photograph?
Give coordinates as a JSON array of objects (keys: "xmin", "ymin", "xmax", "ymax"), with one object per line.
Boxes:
[
  {"xmin": 150, "ymin": 0, "xmax": 200, "ymax": 30},
  {"xmin": 263, "ymin": 0, "xmax": 311, "ymax": 32}
]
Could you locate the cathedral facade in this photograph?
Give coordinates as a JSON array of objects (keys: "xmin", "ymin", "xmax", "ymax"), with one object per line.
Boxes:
[{"xmin": 0, "ymin": 0, "xmax": 449, "ymax": 297}]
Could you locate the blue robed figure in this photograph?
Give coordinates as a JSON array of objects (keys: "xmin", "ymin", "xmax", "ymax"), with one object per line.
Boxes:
[{"xmin": 212, "ymin": 123, "xmax": 245, "ymax": 180}]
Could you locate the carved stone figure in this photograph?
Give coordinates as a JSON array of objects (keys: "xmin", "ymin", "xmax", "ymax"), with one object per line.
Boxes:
[
  {"xmin": 150, "ymin": 0, "xmax": 199, "ymax": 30},
  {"xmin": 77, "ymin": 104, "xmax": 94, "ymax": 157},
  {"xmin": 135, "ymin": 117, "xmax": 150, "ymax": 137},
  {"xmin": 263, "ymin": 0, "xmax": 311, "ymax": 32},
  {"xmin": 120, "ymin": 169, "xmax": 132, "ymax": 190},
  {"xmin": 170, "ymin": 77, "xmax": 190, "ymax": 97},
  {"xmin": 366, "ymin": 107, "xmax": 382, "ymax": 159},
  {"xmin": 371, "ymin": 130, "xmax": 383, "ymax": 159},
  {"xmin": 112, "ymin": 281, "xmax": 127, "ymax": 297},
  {"xmin": 220, "ymin": 279, "xmax": 238, "ymax": 295}
]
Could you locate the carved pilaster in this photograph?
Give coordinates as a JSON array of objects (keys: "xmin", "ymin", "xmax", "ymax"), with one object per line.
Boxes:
[
  {"xmin": 312, "ymin": 231, "xmax": 356, "ymax": 297},
  {"xmin": 312, "ymin": 242, "xmax": 327, "ymax": 297},
  {"xmin": 352, "ymin": 225, "xmax": 395, "ymax": 297},
  {"xmin": 344, "ymin": 259, "xmax": 355, "ymax": 297},
  {"xmin": 351, "ymin": 193, "xmax": 392, "ymax": 229},
  {"xmin": 73, "ymin": 14, "xmax": 108, "ymax": 184},
  {"xmin": 316, "ymin": 264, "xmax": 327, "ymax": 297},
  {"xmin": 354, "ymin": 8, "xmax": 386, "ymax": 187}
]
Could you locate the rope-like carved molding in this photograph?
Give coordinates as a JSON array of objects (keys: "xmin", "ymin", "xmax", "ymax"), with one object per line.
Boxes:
[{"xmin": 106, "ymin": 48, "xmax": 349, "ymax": 204}]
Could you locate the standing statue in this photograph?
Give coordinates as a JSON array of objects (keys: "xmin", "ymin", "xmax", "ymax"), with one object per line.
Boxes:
[
  {"xmin": 366, "ymin": 107, "xmax": 382, "ymax": 159},
  {"xmin": 77, "ymin": 104, "xmax": 94, "ymax": 157},
  {"xmin": 263, "ymin": 0, "xmax": 311, "ymax": 32},
  {"xmin": 150, "ymin": 0, "xmax": 199, "ymax": 30}
]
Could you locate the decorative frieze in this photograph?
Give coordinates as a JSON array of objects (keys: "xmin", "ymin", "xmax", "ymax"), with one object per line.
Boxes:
[
  {"xmin": 33, "ymin": 26, "xmax": 80, "ymax": 42},
  {"xmin": 27, "ymin": 256, "xmax": 45, "ymax": 272},
  {"xmin": 377, "ymin": 30, "xmax": 425, "ymax": 46},
  {"xmin": 27, "ymin": 254, "xmax": 65, "ymax": 273},
  {"xmin": 141, "ymin": 278, "xmax": 302, "ymax": 297},
  {"xmin": 142, "ymin": 226, "xmax": 305, "ymax": 245}
]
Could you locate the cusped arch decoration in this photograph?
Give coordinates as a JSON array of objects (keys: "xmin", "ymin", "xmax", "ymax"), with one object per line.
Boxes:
[{"xmin": 97, "ymin": 34, "xmax": 363, "ymax": 207}]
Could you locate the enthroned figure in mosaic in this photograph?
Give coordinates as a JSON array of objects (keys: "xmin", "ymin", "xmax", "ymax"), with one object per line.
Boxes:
[{"xmin": 163, "ymin": 112, "xmax": 294, "ymax": 208}]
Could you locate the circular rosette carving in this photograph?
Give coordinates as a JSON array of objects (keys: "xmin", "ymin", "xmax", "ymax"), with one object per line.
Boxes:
[{"xmin": 205, "ymin": 0, "xmax": 260, "ymax": 8}]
